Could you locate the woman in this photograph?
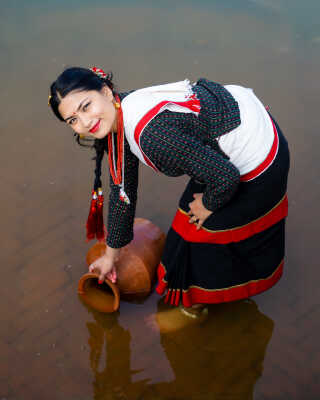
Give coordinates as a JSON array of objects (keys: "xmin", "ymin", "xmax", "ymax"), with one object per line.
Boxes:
[{"xmin": 49, "ymin": 67, "xmax": 289, "ymax": 320}]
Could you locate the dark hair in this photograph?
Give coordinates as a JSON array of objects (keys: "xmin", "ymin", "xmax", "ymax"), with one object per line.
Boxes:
[
  {"xmin": 49, "ymin": 67, "xmax": 116, "ymax": 191},
  {"xmin": 49, "ymin": 67, "xmax": 114, "ymax": 120}
]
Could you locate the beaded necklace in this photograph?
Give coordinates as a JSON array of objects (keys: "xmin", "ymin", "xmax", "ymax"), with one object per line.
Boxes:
[
  {"xmin": 108, "ymin": 94, "xmax": 123, "ymax": 185},
  {"xmin": 108, "ymin": 94, "xmax": 130, "ymax": 204}
]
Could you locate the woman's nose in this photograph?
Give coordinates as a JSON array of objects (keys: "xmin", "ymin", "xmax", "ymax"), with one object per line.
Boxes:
[{"xmin": 80, "ymin": 114, "xmax": 91, "ymax": 128}]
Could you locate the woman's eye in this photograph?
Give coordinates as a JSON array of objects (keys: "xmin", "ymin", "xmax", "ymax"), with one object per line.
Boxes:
[
  {"xmin": 83, "ymin": 102, "xmax": 90, "ymax": 111},
  {"xmin": 69, "ymin": 118, "xmax": 77, "ymax": 125}
]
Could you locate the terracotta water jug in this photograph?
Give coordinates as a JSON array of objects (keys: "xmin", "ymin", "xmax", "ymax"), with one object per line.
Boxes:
[{"xmin": 78, "ymin": 218, "xmax": 166, "ymax": 313}]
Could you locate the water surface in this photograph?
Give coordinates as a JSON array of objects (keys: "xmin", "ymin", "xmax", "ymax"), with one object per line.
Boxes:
[{"xmin": 1, "ymin": 1, "xmax": 319, "ymax": 399}]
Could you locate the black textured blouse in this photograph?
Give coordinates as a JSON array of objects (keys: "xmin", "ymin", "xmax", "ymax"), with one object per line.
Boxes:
[{"xmin": 106, "ymin": 79, "xmax": 241, "ymax": 248}]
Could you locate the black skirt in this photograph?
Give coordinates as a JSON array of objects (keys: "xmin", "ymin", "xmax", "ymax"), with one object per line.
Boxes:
[{"xmin": 156, "ymin": 117, "xmax": 290, "ymax": 307}]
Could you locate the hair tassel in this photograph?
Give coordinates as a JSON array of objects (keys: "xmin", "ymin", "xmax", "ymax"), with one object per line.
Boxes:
[
  {"xmin": 96, "ymin": 188, "xmax": 106, "ymax": 242},
  {"xmin": 86, "ymin": 191, "xmax": 98, "ymax": 241}
]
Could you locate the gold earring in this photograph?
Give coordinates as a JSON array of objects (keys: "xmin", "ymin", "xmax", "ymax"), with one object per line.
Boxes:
[{"xmin": 114, "ymin": 102, "xmax": 120, "ymax": 109}]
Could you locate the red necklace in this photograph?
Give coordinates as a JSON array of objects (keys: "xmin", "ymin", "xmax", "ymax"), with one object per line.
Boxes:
[{"xmin": 108, "ymin": 94, "xmax": 123, "ymax": 185}]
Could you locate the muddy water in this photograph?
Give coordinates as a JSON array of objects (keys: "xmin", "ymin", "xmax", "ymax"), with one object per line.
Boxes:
[{"xmin": 1, "ymin": 1, "xmax": 320, "ymax": 399}]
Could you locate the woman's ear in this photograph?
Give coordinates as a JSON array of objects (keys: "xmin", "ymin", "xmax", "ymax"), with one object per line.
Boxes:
[{"xmin": 102, "ymin": 85, "xmax": 113, "ymax": 100}]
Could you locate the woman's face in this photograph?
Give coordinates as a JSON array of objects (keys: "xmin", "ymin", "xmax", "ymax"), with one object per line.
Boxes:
[{"xmin": 58, "ymin": 86, "xmax": 117, "ymax": 139}]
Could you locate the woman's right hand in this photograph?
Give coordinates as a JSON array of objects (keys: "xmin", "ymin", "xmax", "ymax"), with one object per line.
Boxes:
[{"xmin": 89, "ymin": 251, "xmax": 118, "ymax": 284}]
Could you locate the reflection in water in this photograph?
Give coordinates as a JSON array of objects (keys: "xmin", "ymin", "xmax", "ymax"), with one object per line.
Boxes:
[
  {"xmin": 154, "ymin": 299, "xmax": 274, "ymax": 400},
  {"xmin": 82, "ymin": 298, "xmax": 273, "ymax": 400},
  {"xmin": 84, "ymin": 307, "xmax": 149, "ymax": 399},
  {"xmin": 81, "ymin": 302, "xmax": 148, "ymax": 399}
]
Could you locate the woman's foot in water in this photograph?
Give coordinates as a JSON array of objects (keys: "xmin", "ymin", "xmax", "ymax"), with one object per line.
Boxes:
[
  {"xmin": 180, "ymin": 304, "xmax": 208, "ymax": 319},
  {"xmin": 147, "ymin": 303, "xmax": 208, "ymax": 333}
]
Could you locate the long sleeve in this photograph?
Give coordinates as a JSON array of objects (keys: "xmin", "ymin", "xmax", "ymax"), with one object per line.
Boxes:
[
  {"xmin": 139, "ymin": 111, "xmax": 240, "ymax": 213},
  {"xmin": 106, "ymin": 136, "xmax": 139, "ymax": 248}
]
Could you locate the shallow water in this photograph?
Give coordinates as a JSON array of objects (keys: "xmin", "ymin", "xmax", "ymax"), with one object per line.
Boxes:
[{"xmin": 1, "ymin": 1, "xmax": 320, "ymax": 399}]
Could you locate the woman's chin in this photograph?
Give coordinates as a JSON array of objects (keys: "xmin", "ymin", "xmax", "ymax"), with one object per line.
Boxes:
[{"xmin": 92, "ymin": 129, "xmax": 109, "ymax": 140}]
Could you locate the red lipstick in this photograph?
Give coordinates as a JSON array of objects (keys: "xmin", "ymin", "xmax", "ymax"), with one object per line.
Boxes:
[{"xmin": 90, "ymin": 120, "xmax": 100, "ymax": 133}]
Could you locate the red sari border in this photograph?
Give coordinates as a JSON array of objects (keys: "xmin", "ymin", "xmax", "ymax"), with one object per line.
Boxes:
[
  {"xmin": 172, "ymin": 194, "xmax": 288, "ymax": 244},
  {"xmin": 156, "ymin": 260, "xmax": 284, "ymax": 307}
]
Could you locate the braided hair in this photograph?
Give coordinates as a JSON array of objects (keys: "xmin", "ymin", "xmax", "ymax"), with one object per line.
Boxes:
[{"xmin": 48, "ymin": 67, "xmax": 115, "ymax": 192}]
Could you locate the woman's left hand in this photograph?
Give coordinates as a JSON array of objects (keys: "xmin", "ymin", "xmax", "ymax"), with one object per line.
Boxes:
[{"xmin": 188, "ymin": 193, "xmax": 212, "ymax": 230}]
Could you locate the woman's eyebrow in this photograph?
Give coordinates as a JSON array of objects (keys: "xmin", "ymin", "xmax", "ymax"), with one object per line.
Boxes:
[{"xmin": 65, "ymin": 97, "xmax": 89, "ymax": 122}]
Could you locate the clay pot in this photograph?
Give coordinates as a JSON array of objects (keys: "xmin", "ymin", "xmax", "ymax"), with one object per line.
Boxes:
[{"xmin": 78, "ymin": 218, "xmax": 166, "ymax": 313}]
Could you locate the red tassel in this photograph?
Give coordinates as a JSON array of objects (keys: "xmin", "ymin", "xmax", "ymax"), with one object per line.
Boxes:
[
  {"xmin": 96, "ymin": 189, "xmax": 106, "ymax": 242},
  {"xmin": 86, "ymin": 191, "xmax": 98, "ymax": 241}
]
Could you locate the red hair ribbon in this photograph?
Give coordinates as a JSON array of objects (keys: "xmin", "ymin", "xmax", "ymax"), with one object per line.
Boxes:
[
  {"xmin": 96, "ymin": 188, "xmax": 106, "ymax": 242},
  {"xmin": 86, "ymin": 191, "xmax": 98, "ymax": 241},
  {"xmin": 86, "ymin": 189, "xmax": 107, "ymax": 242}
]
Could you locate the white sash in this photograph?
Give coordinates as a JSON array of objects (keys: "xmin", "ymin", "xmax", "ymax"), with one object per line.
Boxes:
[{"xmin": 121, "ymin": 80, "xmax": 201, "ymax": 171}]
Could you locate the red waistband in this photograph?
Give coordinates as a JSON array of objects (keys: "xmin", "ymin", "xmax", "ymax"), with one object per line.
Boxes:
[{"xmin": 172, "ymin": 194, "xmax": 288, "ymax": 244}]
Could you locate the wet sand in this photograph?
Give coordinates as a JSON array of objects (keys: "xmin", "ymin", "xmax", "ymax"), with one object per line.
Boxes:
[{"xmin": 1, "ymin": 1, "xmax": 320, "ymax": 399}]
